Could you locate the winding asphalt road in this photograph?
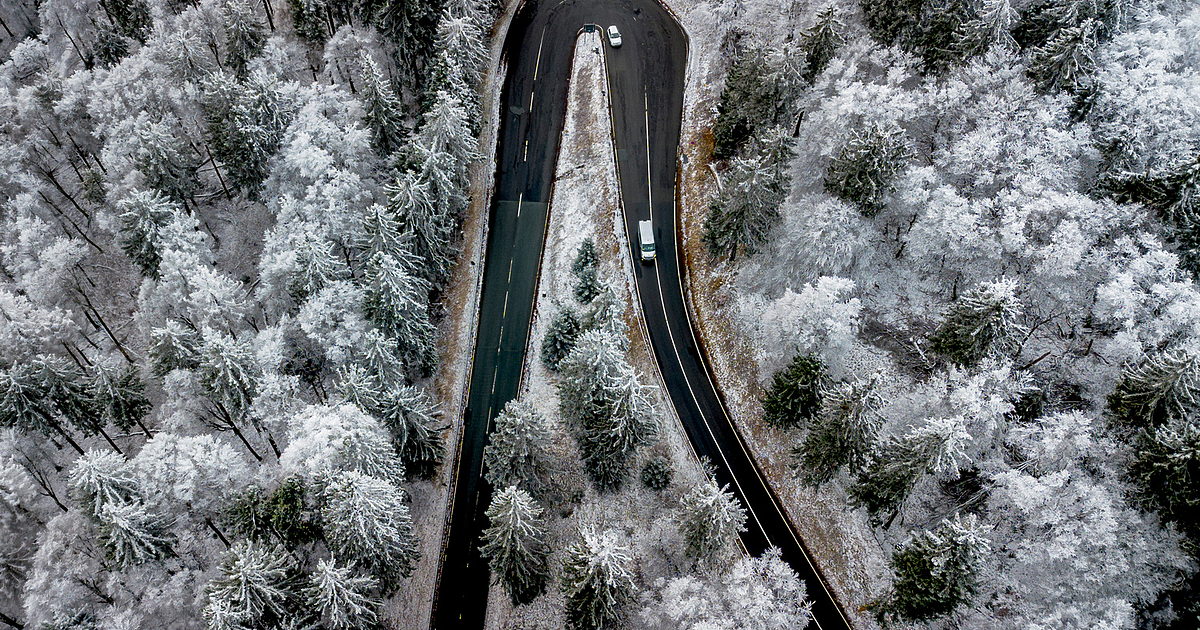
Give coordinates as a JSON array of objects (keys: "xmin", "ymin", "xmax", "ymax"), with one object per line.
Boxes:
[{"xmin": 432, "ymin": 1, "xmax": 854, "ymax": 629}]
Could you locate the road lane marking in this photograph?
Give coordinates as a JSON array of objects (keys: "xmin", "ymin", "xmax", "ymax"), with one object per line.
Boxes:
[
  {"xmin": 533, "ymin": 24, "xmax": 548, "ymax": 80},
  {"xmin": 523, "ymin": 138, "xmax": 529, "ymax": 162},
  {"xmin": 645, "ymin": 89, "xmax": 653, "ymax": 215},
  {"xmin": 652, "ymin": 261, "xmax": 772, "ymax": 542}
]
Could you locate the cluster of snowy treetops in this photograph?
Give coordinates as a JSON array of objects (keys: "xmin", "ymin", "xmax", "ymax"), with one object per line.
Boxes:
[
  {"xmin": 0, "ymin": 0, "xmax": 490, "ymax": 625},
  {"xmin": 478, "ymin": 241, "xmax": 811, "ymax": 629},
  {"xmin": 704, "ymin": 0, "xmax": 1200, "ymax": 627}
]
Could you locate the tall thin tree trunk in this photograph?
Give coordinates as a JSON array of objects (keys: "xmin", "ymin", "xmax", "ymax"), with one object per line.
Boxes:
[
  {"xmin": 98, "ymin": 428, "xmax": 124, "ymax": 457},
  {"xmin": 0, "ymin": 609, "xmax": 23, "ymax": 630}
]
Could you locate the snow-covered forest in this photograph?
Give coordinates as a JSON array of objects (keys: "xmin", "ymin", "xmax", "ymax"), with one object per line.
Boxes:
[
  {"xmin": 681, "ymin": 0, "xmax": 1200, "ymax": 627},
  {"xmin": 0, "ymin": 0, "xmax": 491, "ymax": 624}
]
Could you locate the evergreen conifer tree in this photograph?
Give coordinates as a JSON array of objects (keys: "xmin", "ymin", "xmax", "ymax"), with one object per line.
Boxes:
[
  {"xmin": 850, "ymin": 418, "xmax": 971, "ymax": 527},
  {"xmin": 222, "ymin": 0, "xmax": 266, "ymax": 78},
  {"xmin": 955, "ymin": 0, "xmax": 1019, "ymax": 57},
  {"xmin": 574, "ymin": 266, "xmax": 603, "ymax": 304},
  {"xmin": 562, "ymin": 528, "xmax": 635, "ymax": 630},
  {"xmin": 799, "ymin": 6, "xmax": 845, "ymax": 84},
  {"xmin": 824, "ymin": 123, "xmax": 911, "ymax": 217},
  {"xmin": 703, "ymin": 153, "xmax": 787, "ymax": 261},
  {"xmin": 149, "ymin": 320, "xmax": 202, "ymax": 376},
  {"xmin": 362, "ymin": 252, "xmax": 436, "ymax": 373},
  {"xmin": 1129, "ymin": 418, "xmax": 1200, "ymax": 539},
  {"xmin": 712, "ymin": 49, "xmax": 773, "ymax": 159},
  {"xmin": 541, "ymin": 307, "xmax": 582, "ymax": 371},
  {"xmin": 558, "ymin": 331, "xmax": 657, "ymax": 490},
  {"xmin": 70, "ymin": 450, "xmax": 140, "ymax": 517},
  {"xmin": 1028, "ymin": 19, "xmax": 1097, "ymax": 93},
  {"xmin": 200, "ymin": 332, "xmax": 258, "ymax": 420},
  {"xmin": 762, "ymin": 353, "xmax": 829, "ymax": 429},
  {"xmin": 306, "ymin": 558, "xmax": 381, "ymax": 630},
  {"xmin": 372, "ymin": 385, "xmax": 447, "ymax": 479},
  {"xmin": 483, "ymin": 399, "xmax": 554, "ymax": 496},
  {"xmin": 678, "ymin": 480, "xmax": 748, "ymax": 560},
  {"xmin": 928, "ymin": 279, "xmax": 1025, "ymax": 367},
  {"xmin": 117, "ymin": 190, "xmax": 176, "ymax": 279},
  {"xmin": 572, "ymin": 238, "xmax": 599, "ymax": 277},
  {"xmin": 480, "ymin": 485, "xmax": 550, "ymax": 605},
  {"xmin": 133, "ymin": 118, "xmax": 201, "ymax": 202},
  {"xmin": 794, "ymin": 378, "xmax": 882, "ymax": 486},
  {"xmin": 97, "ymin": 501, "xmax": 174, "ymax": 568},
  {"xmin": 87, "ymin": 363, "xmax": 152, "ymax": 435},
  {"xmin": 1108, "ymin": 350, "xmax": 1200, "ymax": 428},
  {"xmin": 204, "ymin": 541, "xmax": 296, "ymax": 626},
  {"xmin": 388, "ymin": 169, "xmax": 454, "ymax": 285},
  {"xmin": 358, "ymin": 52, "xmax": 407, "ymax": 157},
  {"xmin": 869, "ymin": 515, "xmax": 989, "ymax": 626},
  {"xmin": 320, "ymin": 470, "xmax": 420, "ymax": 592}
]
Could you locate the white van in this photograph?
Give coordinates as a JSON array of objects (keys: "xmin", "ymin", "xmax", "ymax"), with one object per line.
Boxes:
[{"xmin": 638, "ymin": 220, "xmax": 655, "ymax": 262}]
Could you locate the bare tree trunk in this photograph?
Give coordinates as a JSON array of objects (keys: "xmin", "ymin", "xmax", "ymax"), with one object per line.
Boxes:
[
  {"xmin": 98, "ymin": 427, "xmax": 124, "ymax": 457},
  {"xmin": 205, "ymin": 517, "xmax": 231, "ymax": 548},
  {"xmin": 0, "ymin": 610, "xmax": 24, "ymax": 630}
]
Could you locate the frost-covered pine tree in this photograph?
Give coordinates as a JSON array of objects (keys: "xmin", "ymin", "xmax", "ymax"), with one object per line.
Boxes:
[
  {"xmin": 762, "ymin": 353, "xmax": 829, "ymax": 429},
  {"xmin": 562, "ymin": 528, "xmax": 636, "ymax": 630},
  {"xmin": 794, "ymin": 377, "xmax": 882, "ymax": 486},
  {"xmin": 362, "ymin": 252, "xmax": 436, "ymax": 372},
  {"xmin": 850, "ymin": 417, "xmax": 971, "ymax": 527},
  {"xmin": 357, "ymin": 51, "xmax": 407, "ymax": 157},
  {"xmin": 480, "ymin": 485, "xmax": 550, "ymax": 605},
  {"xmin": 306, "ymin": 558, "xmax": 381, "ymax": 630},
  {"xmin": 541, "ymin": 307, "xmax": 582, "ymax": 371},
  {"xmin": 703, "ymin": 153, "xmax": 787, "ymax": 261},
  {"xmin": 387, "ymin": 169, "xmax": 454, "ymax": 285},
  {"xmin": 0, "ymin": 362, "xmax": 87, "ymax": 455},
  {"xmin": 954, "ymin": 0, "xmax": 1018, "ymax": 57},
  {"xmin": 572, "ymin": 238, "xmax": 599, "ymax": 277},
  {"xmin": 1028, "ymin": 19, "xmax": 1097, "ymax": 93},
  {"xmin": 799, "ymin": 6, "xmax": 844, "ymax": 84},
  {"xmin": 1108, "ymin": 350, "xmax": 1200, "ymax": 428},
  {"xmin": 869, "ymin": 515, "xmax": 989, "ymax": 626},
  {"xmin": 1129, "ymin": 418, "xmax": 1200, "ymax": 538},
  {"xmin": 559, "ymin": 330, "xmax": 657, "ymax": 490},
  {"xmin": 435, "ymin": 7, "xmax": 487, "ymax": 82},
  {"xmin": 202, "ymin": 71, "xmax": 297, "ymax": 196},
  {"xmin": 96, "ymin": 500, "xmax": 174, "ymax": 568},
  {"xmin": 929, "ymin": 278, "xmax": 1025, "ymax": 367},
  {"xmin": 320, "ymin": 470, "xmax": 420, "ymax": 591},
  {"xmin": 148, "ymin": 319, "xmax": 202, "ymax": 376},
  {"xmin": 222, "ymin": 0, "xmax": 266, "ymax": 78},
  {"xmin": 200, "ymin": 331, "xmax": 258, "ymax": 420},
  {"xmin": 87, "ymin": 362, "xmax": 152, "ymax": 436},
  {"xmin": 132, "ymin": 116, "xmax": 201, "ymax": 202},
  {"xmin": 824, "ymin": 123, "xmax": 910, "ymax": 217},
  {"xmin": 204, "ymin": 541, "xmax": 296, "ymax": 627},
  {"xmin": 372, "ymin": 385, "xmax": 446, "ymax": 479},
  {"xmin": 483, "ymin": 399, "xmax": 554, "ymax": 496},
  {"xmin": 678, "ymin": 480, "xmax": 747, "ymax": 560},
  {"xmin": 358, "ymin": 204, "xmax": 422, "ymax": 271},
  {"xmin": 70, "ymin": 450, "xmax": 140, "ymax": 517},
  {"xmin": 574, "ymin": 266, "xmax": 603, "ymax": 304}
]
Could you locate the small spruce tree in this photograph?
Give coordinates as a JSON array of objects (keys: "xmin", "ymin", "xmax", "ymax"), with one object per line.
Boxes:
[
  {"xmin": 678, "ymin": 480, "xmax": 748, "ymax": 560},
  {"xmin": 320, "ymin": 470, "xmax": 420, "ymax": 592},
  {"xmin": 799, "ymin": 6, "xmax": 845, "ymax": 84},
  {"xmin": 824, "ymin": 123, "xmax": 911, "ymax": 217},
  {"xmin": 204, "ymin": 541, "xmax": 296, "ymax": 626},
  {"xmin": 868, "ymin": 515, "xmax": 989, "ymax": 626},
  {"xmin": 928, "ymin": 278, "xmax": 1025, "ymax": 367},
  {"xmin": 483, "ymin": 399, "xmax": 555, "ymax": 496},
  {"xmin": 306, "ymin": 558, "xmax": 382, "ymax": 630},
  {"xmin": 116, "ymin": 189, "xmax": 176, "ymax": 278},
  {"xmin": 1108, "ymin": 350, "xmax": 1200, "ymax": 428},
  {"xmin": 794, "ymin": 378, "xmax": 883, "ymax": 486},
  {"xmin": 641, "ymin": 455, "xmax": 673, "ymax": 491},
  {"xmin": 561, "ymin": 528, "xmax": 636, "ymax": 630},
  {"xmin": 480, "ymin": 485, "xmax": 551, "ymax": 605},
  {"xmin": 762, "ymin": 353, "xmax": 829, "ymax": 429},
  {"xmin": 541, "ymin": 307, "xmax": 583, "ymax": 371}
]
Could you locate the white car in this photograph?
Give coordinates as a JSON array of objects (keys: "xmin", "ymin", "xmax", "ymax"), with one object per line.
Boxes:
[{"xmin": 607, "ymin": 25, "xmax": 622, "ymax": 48}]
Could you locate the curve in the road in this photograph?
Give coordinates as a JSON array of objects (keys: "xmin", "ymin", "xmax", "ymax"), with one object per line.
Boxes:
[{"xmin": 433, "ymin": 1, "xmax": 853, "ymax": 629}]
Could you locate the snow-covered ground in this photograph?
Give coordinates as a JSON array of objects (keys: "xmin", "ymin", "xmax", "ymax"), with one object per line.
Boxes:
[{"xmin": 482, "ymin": 29, "xmax": 708, "ymax": 629}]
